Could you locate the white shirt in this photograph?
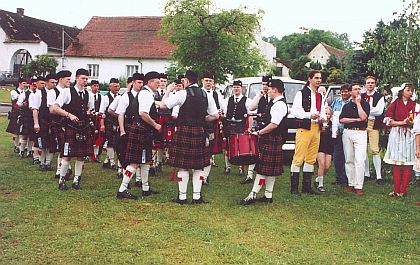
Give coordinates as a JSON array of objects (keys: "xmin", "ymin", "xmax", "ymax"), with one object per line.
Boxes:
[
  {"xmin": 222, "ymin": 94, "xmax": 252, "ymax": 115},
  {"xmin": 47, "ymin": 85, "xmax": 65, "ymax": 107},
  {"xmin": 164, "ymin": 85, "xmax": 218, "ymax": 116},
  {"xmin": 17, "ymin": 90, "xmax": 31, "ymax": 106},
  {"xmin": 116, "ymin": 90, "xmax": 139, "ymax": 116},
  {"xmin": 365, "ymin": 92, "xmax": 385, "ymax": 120},
  {"xmin": 291, "ymin": 88, "xmax": 326, "ymax": 120},
  {"xmin": 29, "ymin": 89, "xmax": 44, "ymax": 110},
  {"xmin": 270, "ymin": 96, "xmax": 288, "ymax": 125},
  {"xmin": 412, "ymin": 104, "xmax": 420, "ymax": 135},
  {"xmin": 99, "ymin": 92, "xmax": 117, "ymax": 114},
  {"xmin": 108, "ymin": 94, "xmax": 121, "ymax": 112},
  {"xmin": 138, "ymin": 86, "xmax": 155, "ymax": 114},
  {"xmin": 11, "ymin": 88, "xmax": 24, "ymax": 101},
  {"xmin": 54, "ymin": 86, "xmax": 94, "ymax": 110},
  {"xmin": 202, "ymin": 88, "xmax": 226, "ymax": 111}
]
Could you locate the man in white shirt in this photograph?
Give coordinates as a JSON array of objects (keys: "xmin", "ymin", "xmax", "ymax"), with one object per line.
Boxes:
[
  {"xmin": 16, "ymin": 80, "xmax": 36, "ymax": 159},
  {"xmin": 116, "ymin": 72, "xmax": 162, "ymax": 200},
  {"xmin": 6, "ymin": 78, "xmax": 27, "ymax": 152},
  {"xmin": 240, "ymin": 79, "xmax": 288, "ymax": 205},
  {"xmin": 88, "ymin": 80, "xmax": 103, "ymax": 163},
  {"xmin": 51, "ymin": 68, "xmax": 95, "ymax": 191},
  {"xmin": 157, "ymin": 70, "xmax": 219, "ymax": 204}
]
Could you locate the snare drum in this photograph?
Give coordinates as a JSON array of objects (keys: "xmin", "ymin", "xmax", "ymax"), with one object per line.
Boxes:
[{"xmin": 228, "ymin": 132, "xmax": 258, "ymax": 165}]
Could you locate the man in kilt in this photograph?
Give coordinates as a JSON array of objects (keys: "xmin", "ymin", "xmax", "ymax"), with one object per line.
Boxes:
[
  {"xmin": 240, "ymin": 79, "xmax": 288, "ymax": 205},
  {"xmin": 48, "ymin": 70, "xmax": 72, "ymax": 179},
  {"xmin": 100, "ymin": 78, "xmax": 120, "ymax": 169},
  {"xmin": 158, "ymin": 70, "xmax": 219, "ymax": 204},
  {"xmin": 6, "ymin": 78, "xmax": 27, "ymax": 153},
  {"xmin": 51, "ymin": 68, "xmax": 95, "ymax": 190},
  {"xmin": 16, "ymin": 80, "xmax": 36, "ymax": 159},
  {"xmin": 116, "ymin": 72, "xmax": 161, "ymax": 200},
  {"xmin": 89, "ymin": 80, "xmax": 103, "ymax": 163}
]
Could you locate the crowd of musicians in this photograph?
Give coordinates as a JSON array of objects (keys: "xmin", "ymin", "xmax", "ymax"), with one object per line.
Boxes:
[{"xmin": 5, "ymin": 68, "xmax": 420, "ymax": 204}]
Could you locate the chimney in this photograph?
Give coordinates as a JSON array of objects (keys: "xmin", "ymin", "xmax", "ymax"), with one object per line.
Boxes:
[{"xmin": 17, "ymin": 8, "xmax": 24, "ymax": 17}]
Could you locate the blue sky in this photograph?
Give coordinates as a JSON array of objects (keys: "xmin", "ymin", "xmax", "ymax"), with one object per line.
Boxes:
[{"xmin": 3, "ymin": 0, "xmax": 404, "ymax": 42}]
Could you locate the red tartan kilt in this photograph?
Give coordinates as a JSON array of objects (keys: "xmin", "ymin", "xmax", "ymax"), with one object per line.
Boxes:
[
  {"xmin": 33, "ymin": 127, "xmax": 50, "ymax": 149},
  {"xmin": 19, "ymin": 114, "xmax": 34, "ymax": 136},
  {"xmin": 60, "ymin": 126, "xmax": 94, "ymax": 157},
  {"xmin": 105, "ymin": 120, "xmax": 118, "ymax": 147},
  {"xmin": 6, "ymin": 110, "xmax": 20, "ymax": 134},
  {"xmin": 124, "ymin": 122, "xmax": 154, "ymax": 164},
  {"xmin": 49, "ymin": 124, "xmax": 63, "ymax": 153},
  {"xmin": 168, "ymin": 125, "xmax": 210, "ymax": 169},
  {"xmin": 255, "ymin": 134, "xmax": 284, "ymax": 176}
]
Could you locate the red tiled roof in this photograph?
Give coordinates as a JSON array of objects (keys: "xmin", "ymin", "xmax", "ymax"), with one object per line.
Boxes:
[
  {"xmin": 65, "ymin": 16, "xmax": 175, "ymax": 59},
  {"xmin": 320, "ymin": 42, "xmax": 346, "ymax": 60}
]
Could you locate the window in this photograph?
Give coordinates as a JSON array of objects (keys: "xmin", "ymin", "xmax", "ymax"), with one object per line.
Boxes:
[
  {"xmin": 126, "ymin": 65, "xmax": 139, "ymax": 77},
  {"xmin": 87, "ymin": 64, "xmax": 99, "ymax": 78}
]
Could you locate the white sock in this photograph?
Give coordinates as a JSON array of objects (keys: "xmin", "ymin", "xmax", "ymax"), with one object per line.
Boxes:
[
  {"xmin": 40, "ymin": 149, "xmax": 46, "ymax": 165},
  {"xmin": 27, "ymin": 141, "xmax": 33, "ymax": 152},
  {"xmin": 14, "ymin": 136, "xmax": 20, "ymax": 147},
  {"xmin": 140, "ymin": 164, "xmax": 150, "ymax": 191},
  {"xmin": 33, "ymin": 147, "xmax": 40, "ymax": 160},
  {"xmin": 364, "ymin": 156, "xmax": 370, "ymax": 177},
  {"xmin": 303, "ymin": 163, "xmax": 314, "ymax": 172},
  {"xmin": 247, "ymin": 164, "xmax": 255, "ymax": 179},
  {"xmin": 107, "ymin": 147, "xmax": 115, "ymax": 164},
  {"xmin": 156, "ymin": 149, "xmax": 163, "ymax": 164},
  {"xmin": 251, "ymin": 174, "xmax": 265, "ymax": 194},
  {"xmin": 178, "ymin": 170, "xmax": 189, "ymax": 200},
  {"xmin": 93, "ymin": 146, "xmax": 99, "ymax": 156},
  {"xmin": 73, "ymin": 160, "xmax": 84, "ymax": 183},
  {"xmin": 119, "ymin": 165, "xmax": 136, "ymax": 192},
  {"xmin": 45, "ymin": 149, "xmax": 53, "ymax": 165},
  {"xmin": 19, "ymin": 139, "xmax": 27, "ymax": 153},
  {"xmin": 203, "ymin": 164, "xmax": 211, "ymax": 178},
  {"xmin": 56, "ymin": 154, "xmax": 61, "ymax": 174},
  {"xmin": 291, "ymin": 164, "xmax": 301, "ymax": 173},
  {"xmin": 59, "ymin": 159, "xmax": 70, "ymax": 184},
  {"xmin": 192, "ymin": 169, "xmax": 204, "ymax": 200},
  {"xmin": 372, "ymin": 155, "xmax": 382, "ymax": 179},
  {"xmin": 265, "ymin": 176, "xmax": 275, "ymax": 199},
  {"xmin": 318, "ymin": 176, "xmax": 324, "ymax": 187},
  {"xmin": 224, "ymin": 154, "xmax": 231, "ymax": 168},
  {"xmin": 135, "ymin": 167, "xmax": 141, "ymax": 182}
]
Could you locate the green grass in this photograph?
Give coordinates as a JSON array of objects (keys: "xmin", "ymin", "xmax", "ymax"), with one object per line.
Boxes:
[
  {"xmin": 0, "ymin": 86, "xmax": 13, "ymax": 103},
  {"xmin": 0, "ymin": 116, "xmax": 419, "ymax": 264}
]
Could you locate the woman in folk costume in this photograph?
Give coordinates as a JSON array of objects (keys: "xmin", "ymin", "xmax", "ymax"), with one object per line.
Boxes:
[{"xmin": 383, "ymin": 83, "xmax": 419, "ymax": 198}]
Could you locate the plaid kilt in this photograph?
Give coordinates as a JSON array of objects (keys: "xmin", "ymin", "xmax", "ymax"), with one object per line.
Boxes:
[
  {"xmin": 49, "ymin": 121, "xmax": 64, "ymax": 153},
  {"xmin": 168, "ymin": 125, "xmax": 210, "ymax": 169},
  {"xmin": 6, "ymin": 109, "xmax": 20, "ymax": 134},
  {"xmin": 124, "ymin": 122, "xmax": 154, "ymax": 164},
  {"xmin": 60, "ymin": 122, "xmax": 94, "ymax": 158},
  {"xmin": 255, "ymin": 133, "xmax": 284, "ymax": 176},
  {"xmin": 17, "ymin": 111, "xmax": 34, "ymax": 136},
  {"xmin": 104, "ymin": 116, "xmax": 119, "ymax": 147}
]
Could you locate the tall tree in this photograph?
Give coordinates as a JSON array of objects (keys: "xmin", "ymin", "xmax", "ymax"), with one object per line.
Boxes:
[
  {"xmin": 21, "ymin": 55, "xmax": 58, "ymax": 78},
  {"xmin": 160, "ymin": 0, "xmax": 267, "ymax": 83}
]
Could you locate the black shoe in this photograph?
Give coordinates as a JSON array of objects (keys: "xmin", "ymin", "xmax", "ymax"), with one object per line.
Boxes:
[
  {"xmin": 27, "ymin": 151, "xmax": 33, "ymax": 158},
  {"xmin": 45, "ymin": 164, "xmax": 52, "ymax": 171},
  {"xmin": 116, "ymin": 190, "xmax": 138, "ymax": 200},
  {"xmin": 240, "ymin": 196, "xmax": 256, "ymax": 205},
  {"xmin": 58, "ymin": 182, "xmax": 68, "ymax": 190},
  {"xmin": 238, "ymin": 168, "xmax": 244, "ymax": 176},
  {"xmin": 110, "ymin": 163, "xmax": 117, "ymax": 170},
  {"xmin": 302, "ymin": 172, "xmax": 320, "ymax": 195},
  {"xmin": 224, "ymin": 167, "xmax": 231, "ymax": 174},
  {"xmin": 172, "ymin": 198, "xmax": 187, "ymax": 205},
  {"xmin": 39, "ymin": 164, "xmax": 46, "ymax": 171},
  {"xmin": 317, "ymin": 186, "xmax": 326, "ymax": 192},
  {"xmin": 313, "ymin": 181, "xmax": 319, "ymax": 189},
  {"xmin": 14, "ymin": 147, "xmax": 19, "ymax": 153},
  {"xmin": 103, "ymin": 161, "xmax": 110, "ymax": 168},
  {"xmin": 142, "ymin": 189, "xmax": 160, "ymax": 196},
  {"xmin": 19, "ymin": 151, "xmax": 25, "ymax": 159},
  {"xmin": 54, "ymin": 174, "xmax": 60, "ymax": 179},
  {"xmin": 32, "ymin": 158, "xmax": 40, "ymax": 165},
  {"xmin": 192, "ymin": 197, "xmax": 208, "ymax": 204},
  {"xmin": 364, "ymin": 176, "xmax": 372, "ymax": 181},
  {"xmin": 94, "ymin": 157, "xmax": 102, "ymax": 163},
  {"xmin": 255, "ymin": 196, "xmax": 273, "ymax": 203},
  {"xmin": 376, "ymin": 179, "xmax": 385, "ymax": 185},
  {"xmin": 135, "ymin": 181, "xmax": 142, "ymax": 188},
  {"xmin": 117, "ymin": 172, "xmax": 123, "ymax": 179},
  {"xmin": 149, "ymin": 167, "xmax": 156, "ymax": 176},
  {"xmin": 240, "ymin": 177, "xmax": 253, "ymax": 184},
  {"xmin": 72, "ymin": 182, "xmax": 81, "ymax": 190}
]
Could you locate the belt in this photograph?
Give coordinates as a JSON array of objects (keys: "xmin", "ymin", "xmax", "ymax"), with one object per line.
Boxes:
[{"xmin": 345, "ymin": 128, "xmax": 366, "ymax": 131}]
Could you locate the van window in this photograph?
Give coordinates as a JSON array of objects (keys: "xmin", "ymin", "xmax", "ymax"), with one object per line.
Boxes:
[
  {"xmin": 248, "ymin": 82, "xmax": 304, "ymax": 104},
  {"xmin": 249, "ymin": 83, "xmax": 262, "ymax": 99}
]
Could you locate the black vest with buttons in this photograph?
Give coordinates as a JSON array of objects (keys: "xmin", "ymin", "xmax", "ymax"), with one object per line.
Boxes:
[
  {"xmin": 134, "ymin": 89, "xmax": 158, "ymax": 132},
  {"xmin": 361, "ymin": 91, "xmax": 384, "ymax": 130},
  {"xmin": 257, "ymin": 95, "xmax": 270, "ymax": 115},
  {"xmin": 125, "ymin": 91, "xmax": 138, "ymax": 125},
  {"xmin": 261, "ymin": 98, "xmax": 288, "ymax": 140},
  {"xmin": 294, "ymin": 86, "xmax": 314, "ymax": 130},
  {"xmin": 93, "ymin": 93, "xmax": 101, "ymax": 113},
  {"xmin": 63, "ymin": 87, "xmax": 89, "ymax": 121},
  {"xmin": 178, "ymin": 85, "xmax": 208, "ymax": 127},
  {"xmin": 226, "ymin": 96, "xmax": 247, "ymax": 127},
  {"xmin": 38, "ymin": 89, "xmax": 50, "ymax": 123},
  {"xmin": 213, "ymin": 91, "xmax": 220, "ymax": 109}
]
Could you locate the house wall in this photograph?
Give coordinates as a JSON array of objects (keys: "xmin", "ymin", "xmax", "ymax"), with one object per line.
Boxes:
[
  {"xmin": 307, "ymin": 44, "xmax": 330, "ymax": 66},
  {"xmin": 0, "ymin": 28, "xmax": 48, "ymax": 74},
  {"xmin": 60, "ymin": 56, "xmax": 171, "ymax": 82}
]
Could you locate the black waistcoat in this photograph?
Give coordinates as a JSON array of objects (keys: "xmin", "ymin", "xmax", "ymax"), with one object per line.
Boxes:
[{"xmin": 177, "ymin": 85, "xmax": 208, "ymax": 127}]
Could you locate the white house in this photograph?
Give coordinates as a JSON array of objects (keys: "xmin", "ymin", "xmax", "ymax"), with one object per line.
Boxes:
[
  {"xmin": 307, "ymin": 42, "xmax": 346, "ymax": 66},
  {"xmin": 0, "ymin": 8, "xmax": 79, "ymax": 76}
]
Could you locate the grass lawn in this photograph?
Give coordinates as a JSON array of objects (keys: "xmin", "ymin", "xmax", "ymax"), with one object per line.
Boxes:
[
  {"xmin": 0, "ymin": 86, "xmax": 14, "ymax": 104},
  {"xmin": 0, "ymin": 116, "xmax": 419, "ymax": 264}
]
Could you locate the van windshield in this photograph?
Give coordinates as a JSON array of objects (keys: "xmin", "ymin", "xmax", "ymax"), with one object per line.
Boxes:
[{"xmin": 249, "ymin": 82, "xmax": 304, "ymax": 104}]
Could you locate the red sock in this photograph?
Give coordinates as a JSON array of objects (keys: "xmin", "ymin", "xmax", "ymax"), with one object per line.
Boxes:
[
  {"xmin": 393, "ymin": 165, "xmax": 401, "ymax": 193},
  {"xmin": 401, "ymin": 165, "xmax": 412, "ymax": 194}
]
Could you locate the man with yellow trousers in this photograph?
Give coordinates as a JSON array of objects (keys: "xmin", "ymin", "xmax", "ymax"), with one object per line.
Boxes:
[
  {"xmin": 361, "ymin": 76, "xmax": 385, "ymax": 185},
  {"xmin": 290, "ymin": 70, "xmax": 325, "ymax": 195}
]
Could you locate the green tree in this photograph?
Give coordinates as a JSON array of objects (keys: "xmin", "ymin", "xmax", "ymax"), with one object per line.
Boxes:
[
  {"xmin": 160, "ymin": 0, "xmax": 267, "ymax": 83},
  {"xmin": 21, "ymin": 55, "xmax": 58, "ymax": 78},
  {"xmin": 342, "ymin": 49, "xmax": 370, "ymax": 84},
  {"xmin": 309, "ymin": 61, "xmax": 322, "ymax": 70},
  {"xmin": 327, "ymin": 68, "xmax": 344, "ymax": 84},
  {"xmin": 289, "ymin": 55, "xmax": 310, "ymax": 81},
  {"xmin": 362, "ymin": 1, "xmax": 420, "ymax": 87}
]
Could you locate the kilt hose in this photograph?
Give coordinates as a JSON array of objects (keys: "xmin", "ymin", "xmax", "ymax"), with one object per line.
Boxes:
[
  {"xmin": 124, "ymin": 122, "xmax": 154, "ymax": 165},
  {"xmin": 168, "ymin": 125, "xmax": 210, "ymax": 170},
  {"xmin": 104, "ymin": 116, "xmax": 118, "ymax": 147},
  {"xmin": 255, "ymin": 133, "xmax": 284, "ymax": 176},
  {"xmin": 60, "ymin": 122, "xmax": 94, "ymax": 158},
  {"xmin": 6, "ymin": 109, "xmax": 20, "ymax": 134}
]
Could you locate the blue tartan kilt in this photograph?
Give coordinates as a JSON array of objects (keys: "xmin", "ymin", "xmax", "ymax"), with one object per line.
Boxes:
[{"xmin": 255, "ymin": 133, "xmax": 284, "ymax": 176}]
